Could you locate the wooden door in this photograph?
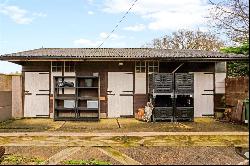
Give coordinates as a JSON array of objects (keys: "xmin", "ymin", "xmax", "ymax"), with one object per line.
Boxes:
[
  {"xmin": 107, "ymin": 72, "xmax": 133, "ymax": 118},
  {"xmin": 24, "ymin": 72, "xmax": 49, "ymax": 117},
  {"xmin": 194, "ymin": 72, "xmax": 214, "ymax": 117}
]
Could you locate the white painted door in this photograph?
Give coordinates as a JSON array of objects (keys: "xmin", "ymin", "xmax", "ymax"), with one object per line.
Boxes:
[
  {"xmin": 24, "ymin": 72, "xmax": 50, "ymax": 117},
  {"xmin": 194, "ymin": 72, "xmax": 214, "ymax": 117},
  {"xmin": 108, "ymin": 72, "xmax": 134, "ymax": 118}
]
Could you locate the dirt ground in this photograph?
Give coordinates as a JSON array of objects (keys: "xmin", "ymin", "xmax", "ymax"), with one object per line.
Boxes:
[
  {"xmin": 0, "ymin": 146, "xmax": 248, "ymax": 165},
  {"xmin": 0, "ymin": 118, "xmax": 248, "ymax": 133}
]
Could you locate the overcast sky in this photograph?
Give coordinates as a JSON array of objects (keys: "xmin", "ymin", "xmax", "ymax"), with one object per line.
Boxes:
[{"xmin": 0, "ymin": 0, "xmax": 213, "ymax": 73}]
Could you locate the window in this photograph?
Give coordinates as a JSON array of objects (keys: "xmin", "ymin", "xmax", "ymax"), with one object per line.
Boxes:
[
  {"xmin": 52, "ymin": 62, "xmax": 63, "ymax": 72},
  {"xmin": 148, "ymin": 61, "xmax": 159, "ymax": 73},
  {"xmin": 65, "ymin": 62, "xmax": 75, "ymax": 72},
  {"xmin": 215, "ymin": 62, "xmax": 226, "ymax": 73},
  {"xmin": 135, "ymin": 61, "xmax": 146, "ymax": 73}
]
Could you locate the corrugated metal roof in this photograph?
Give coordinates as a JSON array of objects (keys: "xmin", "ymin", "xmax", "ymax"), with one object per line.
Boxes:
[{"xmin": 0, "ymin": 48, "xmax": 248, "ymax": 61}]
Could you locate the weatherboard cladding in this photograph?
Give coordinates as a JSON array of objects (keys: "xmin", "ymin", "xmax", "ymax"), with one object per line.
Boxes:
[{"xmin": 0, "ymin": 48, "xmax": 248, "ymax": 60}]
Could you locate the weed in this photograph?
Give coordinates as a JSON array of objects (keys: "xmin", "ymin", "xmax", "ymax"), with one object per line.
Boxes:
[
  {"xmin": 64, "ymin": 159, "xmax": 111, "ymax": 165},
  {"xmin": 0, "ymin": 154, "xmax": 44, "ymax": 165}
]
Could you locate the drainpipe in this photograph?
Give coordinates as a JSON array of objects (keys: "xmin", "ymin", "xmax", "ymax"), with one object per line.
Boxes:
[{"xmin": 171, "ymin": 63, "xmax": 184, "ymax": 122}]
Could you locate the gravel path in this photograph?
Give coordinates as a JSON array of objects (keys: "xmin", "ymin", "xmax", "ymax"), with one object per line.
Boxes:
[{"xmin": 115, "ymin": 146, "xmax": 246, "ymax": 165}]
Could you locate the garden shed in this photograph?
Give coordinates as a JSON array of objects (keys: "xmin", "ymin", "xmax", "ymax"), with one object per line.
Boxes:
[{"xmin": 0, "ymin": 48, "xmax": 248, "ymax": 120}]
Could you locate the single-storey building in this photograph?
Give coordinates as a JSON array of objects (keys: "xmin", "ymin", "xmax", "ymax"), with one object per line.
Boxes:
[{"xmin": 0, "ymin": 48, "xmax": 248, "ymax": 120}]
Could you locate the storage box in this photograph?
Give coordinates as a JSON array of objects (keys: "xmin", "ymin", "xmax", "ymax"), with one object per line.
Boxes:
[
  {"xmin": 87, "ymin": 100, "xmax": 98, "ymax": 109},
  {"xmin": 84, "ymin": 79, "xmax": 93, "ymax": 87},
  {"xmin": 64, "ymin": 100, "xmax": 75, "ymax": 108}
]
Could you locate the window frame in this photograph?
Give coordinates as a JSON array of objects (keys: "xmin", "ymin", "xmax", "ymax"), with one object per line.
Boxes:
[
  {"xmin": 135, "ymin": 61, "xmax": 146, "ymax": 73},
  {"xmin": 51, "ymin": 62, "xmax": 63, "ymax": 72},
  {"xmin": 64, "ymin": 61, "xmax": 75, "ymax": 73},
  {"xmin": 148, "ymin": 61, "xmax": 159, "ymax": 73}
]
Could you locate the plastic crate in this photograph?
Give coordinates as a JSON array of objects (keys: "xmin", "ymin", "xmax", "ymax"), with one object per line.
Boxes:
[
  {"xmin": 175, "ymin": 73, "xmax": 194, "ymax": 94},
  {"xmin": 149, "ymin": 73, "xmax": 174, "ymax": 94},
  {"xmin": 174, "ymin": 107, "xmax": 194, "ymax": 121},
  {"xmin": 152, "ymin": 107, "xmax": 173, "ymax": 121}
]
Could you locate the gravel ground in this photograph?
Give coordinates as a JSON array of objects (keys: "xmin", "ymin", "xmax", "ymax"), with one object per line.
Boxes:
[
  {"xmin": 115, "ymin": 146, "xmax": 247, "ymax": 165},
  {"xmin": 1, "ymin": 146, "xmax": 248, "ymax": 165},
  {"xmin": 60, "ymin": 147, "xmax": 121, "ymax": 165},
  {"xmin": 4, "ymin": 146, "xmax": 66, "ymax": 160}
]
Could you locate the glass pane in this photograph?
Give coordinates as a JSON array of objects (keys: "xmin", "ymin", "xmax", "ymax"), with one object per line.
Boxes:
[
  {"xmin": 52, "ymin": 67, "xmax": 57, "ymax": 72},
  {"xmin": 149, "ymin": 67, "xmax": 154, "ymax": 72},
  {"xmin": 141, "ymin": 67, "xmax": 146, "ymax": 73},
  {"xmin": 136, "ymin": 61, "xmax": 141, "ymax": 67},
  {"xmin": 215, "ymin": 62, "xmax": 226, "ymax": 73},
  {"xmin": 154, "ymin": 67, "xmax": 158, "ymax": 72},
  {"xmin": 65, "ymin": 67, "xmax": 70, "ymax": 72},
  {"xmin": 136, "ymin": 67, "xmax": 141, "ymax": 73},
  {"xmin": 148, "ymin": 62, "xmax": 153, "ymax": 66},
  {"xmin": 141, "ymin": 62, "xmax": 146, "ymax": 67},
  {"xmin": 57, "ymin": 66, "xmax": 62, "ymax": 72},
  {"xmin": 70, "ymin": 66, "xmax": 75, "ymax": 72}
]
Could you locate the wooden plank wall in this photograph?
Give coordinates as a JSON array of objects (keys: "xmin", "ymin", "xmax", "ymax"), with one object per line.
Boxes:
[
  {"xmin": 0, "ymin": 74, "xmax": 12, "ymax": 91},
  {"xmin": 12, "ymin": 75, "xmax": 23, "ymax": 118},
  {"xmin": 0, "ymin": 91, "xmax": 12, "ymax": 121},
  {"xmin": 76, "ymin": 62, "xmax": 134, "ymax": 118},
  {"xmin": 0, "ymin": 74, "xmax": 13, "ymax": 121},
  {"xmin": 21, "ymin": 61, "xmax": 216, "ymax": 118}
]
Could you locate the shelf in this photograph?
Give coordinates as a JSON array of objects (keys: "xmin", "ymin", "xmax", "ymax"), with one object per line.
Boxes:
[
  {"xmin": 55, "ymin": 87, "xmax": 76, "ymax": 89},
  {"xmin": 54, "ymin": 76, "xmax": 76, "ymax": 78},
  {"xmin": 77, "ymin": 87, "xmax": 98, "ymax": 89},
  {"xmin": 55, "ymin": 107, "xmax": 76, "ymax": 111},
  {"xmin": 54, "ymin": 75, "xmax": 100, "ymax": 121},
  {"xmin": 77, "ymin": 97, "xmax": 98, "ymax": 100},
  {"xmin": 77, "ymin": 107, "xmax": 99, "ymax": 111},
  {"xmin": 76, "ymin": 76, "xmax": 98, "ymax": 78},
  {"xmin": 55, "ymin": 96, "xmax": 76, "ymax": 100}
]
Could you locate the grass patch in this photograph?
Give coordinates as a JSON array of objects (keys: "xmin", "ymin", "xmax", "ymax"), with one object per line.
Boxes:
[
  {"xmin": 63, "ymin": 159, "xmax": 111, "ymax": 165},
  {"xmin": 0, "ymin": 154, "xmax": 44, "ymax": 165}
]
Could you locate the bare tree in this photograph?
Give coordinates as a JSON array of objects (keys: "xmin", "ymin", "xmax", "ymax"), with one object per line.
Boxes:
[
  {"xmin": 208, "ymin": 0, "xmax": 249, "ymax": 43},
  {"xmin": 142, "ymin": 29, "xmax": 225, "ymax": 51}
]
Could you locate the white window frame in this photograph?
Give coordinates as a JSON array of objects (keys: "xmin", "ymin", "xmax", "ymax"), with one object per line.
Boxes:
[
  {"xmin": 64, "ymin": 61, "xmax": 75, "ymax": 73},
  {"xmin": 148, "ymin": 61, "xmax": 159, "ymax": 74},
  {"xmin": 135, "ymin": 61, "xmax": 146, "ymax": 73},
  {"xmin": 51, "ymin": 62, "xmax": 63, "ymax": 72}
]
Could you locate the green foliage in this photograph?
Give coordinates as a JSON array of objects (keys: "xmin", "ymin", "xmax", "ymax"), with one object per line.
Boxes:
[
  {"xmin": 220, "ymin": 43, "xmax": 249, "ymax": 55},
  {"xmin": 64, "ymin": 159, "xmax": 111, "ymax": 165},
  {"xmin": 220, "ymin": 43, "xmax": 249, "ymax": 77},
  {"xmin": 0, "ymin": 154, "xmax": 44, "ymax": 165}
]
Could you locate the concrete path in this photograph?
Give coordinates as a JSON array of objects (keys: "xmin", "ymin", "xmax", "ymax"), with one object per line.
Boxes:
[
  {"xmin": 0, "ymin": 132, "xmax": 248, "ymax": 147},
  {"xmin": 0, "ymin": 131, "xmax": 249, "ymax": 137},
  {"xmin": 98, "ymin": 147, "xmax": 141, "ymax": 165},
  {"xmin": 40, "ymin": 147, "xmax": 81, "ymax": 165}
]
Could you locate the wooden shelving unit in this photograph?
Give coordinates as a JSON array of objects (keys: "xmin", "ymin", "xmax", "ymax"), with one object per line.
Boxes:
[{"xmin": 54, "ymin": 75, "xmax": 100, "ymax": 121}]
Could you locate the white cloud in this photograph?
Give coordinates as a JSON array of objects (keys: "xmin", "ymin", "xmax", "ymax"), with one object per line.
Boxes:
[
  {"xmin": 99, "ymin": 32, "xmax": 125, "ymax": 40},
  {"xmin": 74, "ymin": 38, "xmax": 100, "ymax": 47},
  {"xmin": 32, "ymin": 12, "xmax": 47, "ymax": 17},
  {"xmin": 123, "ymin": 24, "xmax": 145, "ymax": 31},
  {"xmin": 0, "ymin": 4, "xmax": 46, "ymax": 24},
  {"xmin": 102, "ymin": 0, "xmax": 211, "ymax": 31},
  {"xmin": 74, "ymin": 32, "xmax": 127, "ymax": 47},
  {"xmin": 87, "ymin": 11, "xmax": 94, "ymax": 15}
]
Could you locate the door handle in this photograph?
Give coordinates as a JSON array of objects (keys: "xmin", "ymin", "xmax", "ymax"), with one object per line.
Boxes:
[{"xmin": 25, "ymin": 92, "xmax": 32, "ymax": 95}]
